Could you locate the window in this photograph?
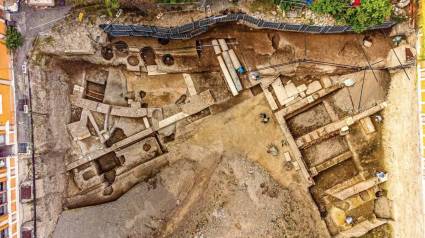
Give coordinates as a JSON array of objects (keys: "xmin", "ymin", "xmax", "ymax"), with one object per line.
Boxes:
[
  {"xmin": 0, "ymin": 182, "xmax": 7, "ymax": 216},
  {"xmin": 0, "ymin": 203, "xmax": 7, "ymax": 216},
  {"xmin": 0, "ymin": 227, "xmax": 8, "ymax": 238},
  {"xmin": 0, "ymin": 135, "xmax": 5, "ymax": 146},
  {"xmin": 0, "ymin": 182, "xmax": 5, "ymax": 192},
  {"xmin": 20, "ymin": 185, "xmax": 32, "ymax": 200},
  {"xmin": 0, "ymin": 158, "xmax": 5, "ymax": 168},
  {"xmin": 22, "ymin": 230, "xmax": 32, "ymax": 238}
]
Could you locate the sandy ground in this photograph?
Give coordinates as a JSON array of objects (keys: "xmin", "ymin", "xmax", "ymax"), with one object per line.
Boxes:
[{"xmin": 382, "ymin": 68, "xmax": 425, "ymax": 238}]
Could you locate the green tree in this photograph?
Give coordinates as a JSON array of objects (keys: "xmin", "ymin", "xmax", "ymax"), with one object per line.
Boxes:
[
  {"xmin": 309, "ymin": 0, "xmax": 392, "ymax": 32},
  {"xmin": 310, "ymin": 0, "xmax": 350, "ymax": 21},
  {"xmin": 344, "ymin": 0, "xmax": 392, "ymax": 32},
  {"xmin": 104, "ymin": 0, "xmax": 120, "ymax": 17},
  {"xmin": 5, "ymin": 27, "xmax": 23, "ymax": 50}
]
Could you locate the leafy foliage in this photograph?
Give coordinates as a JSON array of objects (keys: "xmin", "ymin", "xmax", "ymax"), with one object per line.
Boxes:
[
  {"xmin": 309, "ymin": 0, "xmax": 392, "ymax": 32},
  {"xmin": 104, "ymin": 0, "xmax": 120, "ymax": 17},
  {"xmin": 272, "ymin": 0, "xmax": 302, "ymax": 11},
  {"xmin": 5, "ymin": 27, "xmax": 23, "ymax": 50},
  {"xmin": 156, "ymin": 0, "xmax": 197, "ymax": 3},
  {"xmin": 344, "ymin": 0, "xmax": 392, "ymax": 32},
  {"xmin": 311, "ymin": 0, "xmax": 349, "ymax": 21}
]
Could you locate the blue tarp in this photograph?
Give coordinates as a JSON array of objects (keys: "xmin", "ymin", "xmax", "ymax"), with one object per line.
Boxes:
[{"xmin": 100, "ymin": 13, "xmax": 395, "ymax": 39}]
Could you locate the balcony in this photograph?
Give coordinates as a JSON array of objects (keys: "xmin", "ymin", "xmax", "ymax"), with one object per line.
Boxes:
[
  {"xmin": 0, "ymin": 183, "xmax": 7, "ymax": 217},
  {"xmin": 0, "ymin": 158, "xmax": 5, "ymax": 170},
  {"xmin": 0, "ymin": 228, "xmax": 8, "ymax": 238},
  {"xmin": 0, "ymin": 145, "xmax": 13, "ymax": 158}
]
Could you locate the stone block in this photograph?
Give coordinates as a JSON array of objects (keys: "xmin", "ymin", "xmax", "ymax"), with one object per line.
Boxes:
[
  {"xmin": 285, "ymin": 82, "xmax": 298, "ymax": 98},
  {"xmin": 295, "ymin": 138, "xmax": 304, "ymax": 147},
  {"xmin": 292, "ymin": 161, "xmax": 300, "ymax": 170},
  {"xmin": 320, "ymin": 77, "xmax": 332, "ymax": 88},
  {"xmin": 310, "ymin": 131, "xmax": 319, "ymax": 140},
  {"xmin": 345, "ymin": 117, "xmax": 354, "ymax": 126},
  {"xmin": 297, "ymin": 84, "xmax": 307, "ymax": 93},
  {"xmin": 360, "ymin": 117, "xmax": 376, "ymax": 134},
  {"xmin": 304, "ymin": 134, "xmax": 312, "ymax": 143},
  {"xmin": 306, "ymin": 81, "xmax": 322, "ymax": 95},
  {"xmin": 307, "ymin": 96, "xmax": 314, "ymax": 103},
  {"xmin": 284, "ymin": 152, "xmax": 292, "ymax": 162}
]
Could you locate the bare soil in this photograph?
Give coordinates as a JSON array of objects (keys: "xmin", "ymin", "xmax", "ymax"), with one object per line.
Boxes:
[
  {"xmin": 28, "ymin": 16, "xmax": 418, "ymax": 238},
  {"xmin": 287, "ymin": 103, "xmax": 332, "ymax": 138},
  {"xmin": 381, "ymin": 69, "xmax": 425, "ymax": 238},
  {"xmin": 53, "ymin": 95, "xmax": 330, "ymax": 238}
]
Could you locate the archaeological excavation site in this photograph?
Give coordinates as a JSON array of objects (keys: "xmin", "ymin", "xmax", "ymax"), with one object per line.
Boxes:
[{"xmin": 13, "ymin": 3, "xmax": 423, "ymax": 238}]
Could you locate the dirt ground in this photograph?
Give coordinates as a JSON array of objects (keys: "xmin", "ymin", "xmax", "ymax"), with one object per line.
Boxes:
[
  {"xmin": 26, "ymin": 14, "xmax": 422, "ymax": 238},
  {"xmin": 382, "ymin": 68, "xmax": 425, "ymax": 238},
  {"xmin": 302, "ymin": 136, "xmax": 349, "ymax": 167},
  {"xmin": 287, "ymin": 103, "xmax": 332, "ymax": 137},
  {"xmin": 53, "ymin": 94, "xmax": 329, "ymax": 238},
  {"xmin": 125, "ymin": 72, "xmax": 188, "ymax": 107}
]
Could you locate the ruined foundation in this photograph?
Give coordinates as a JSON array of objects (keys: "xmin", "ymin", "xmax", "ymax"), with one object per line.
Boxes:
[{"xmin": 20, "ymin": 20, "xmax": 419, "ymax": 238}]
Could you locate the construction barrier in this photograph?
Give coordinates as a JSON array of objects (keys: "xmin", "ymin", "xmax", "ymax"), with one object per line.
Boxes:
[{"xmin": 100, "ymin": 13, "xmax": 395, "ymax": 39}]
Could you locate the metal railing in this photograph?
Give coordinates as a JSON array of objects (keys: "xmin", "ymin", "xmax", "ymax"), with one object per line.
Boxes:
[{"xmin": 100, "ymin": 13, "xmax": 395, "ymax": 39}]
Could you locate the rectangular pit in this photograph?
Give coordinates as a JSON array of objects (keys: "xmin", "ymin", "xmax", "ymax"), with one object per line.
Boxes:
[
  {"xmin": 301, "ymin": 135, "xmax": 349, "ymax": 167},
  {"xmin": 287, "ymin": 103, "xmax": 332, "ymax": 138}
]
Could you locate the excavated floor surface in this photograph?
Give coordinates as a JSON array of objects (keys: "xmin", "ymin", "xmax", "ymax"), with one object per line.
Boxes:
[{"xmin": 24, "ymin": 18, "xmax": 423, "ymax": 238}]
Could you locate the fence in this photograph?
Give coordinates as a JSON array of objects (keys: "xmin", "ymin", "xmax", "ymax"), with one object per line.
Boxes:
[{"xmin": 100, "ymin": 13, "xmax": 395, "ymax": 39}]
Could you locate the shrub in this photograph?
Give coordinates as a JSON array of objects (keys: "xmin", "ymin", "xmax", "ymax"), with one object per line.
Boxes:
[
  {"xmin": 156, "ymin": 0, "xmax": 196, "ymax": 3},
  {"xmin": 271, "ymin": 0, "xmax": 305, "ymax": 12},
  {"xmin": 344, "ymin": 0, "xmax": 392, "ymax": 32},
  {"xmin": 104, "ymin": 0, "xmax": 120, "ymax": 17},
  {"xmin": 5, "ymin": 27, "xmax": 23, "ymax": 50},
  {"xmin": 310, "ymin": 0, "xmax": 392, "ymax": 32},
  {"xmin": 310, "ymin": 0, "xmax": 350, "ymax": 21}
]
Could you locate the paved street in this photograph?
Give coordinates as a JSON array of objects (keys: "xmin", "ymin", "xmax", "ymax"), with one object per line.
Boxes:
[{"xmin": 10, "ymin": 4, "xmax": 71, "ymax": 145}]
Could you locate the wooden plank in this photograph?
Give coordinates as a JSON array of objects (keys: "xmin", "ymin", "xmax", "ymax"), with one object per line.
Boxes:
[
  {"xmin": 183, "ymin": 73, "xmax": 197, "ymax": 96},
  {"xmin": 217, "ymin": 56, "xmax": 238, "ymax": 96},
  {"xmin": 158, "ymin": 112, "xmax": 188, "ymax": 129},
  {"xmin": 222, "ymin": 51, "xmax": 242, "ymax": 91}
]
